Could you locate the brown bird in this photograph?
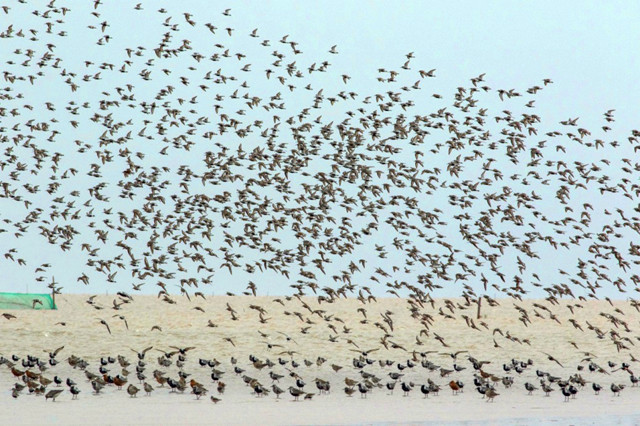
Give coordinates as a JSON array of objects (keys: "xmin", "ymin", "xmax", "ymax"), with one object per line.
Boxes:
[
  {"xmin": 143, "ymin": 382, "xmax": 154, "ymax": 396},
  {"xmin": 45, "ymin": 389, "xmax": 64, "ymax": 402},
  {"xmin": 127, "ymin": 384, "xmax": 139, "ymax": 397}
]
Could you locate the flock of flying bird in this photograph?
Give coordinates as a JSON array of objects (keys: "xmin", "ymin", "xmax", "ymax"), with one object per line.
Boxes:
[{"xmin": 2, "ymin": 0, "xmax": 640, "ymax": 409}]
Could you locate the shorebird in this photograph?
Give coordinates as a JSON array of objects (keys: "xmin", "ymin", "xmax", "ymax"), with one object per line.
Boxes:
[
  {"xmin": 127, "ymin": 384, "xmax": 140, "ymax": 397},
  {"xmin": 401, "ymin": 382, "xmax": 413, "ymax": 396},
  {"xmin": 131, "ymin": 347, "xmax": 153, "ymax": 360},
  {"xmin": 314, "ymin": 379, "xmax": 330, "ymax": 395},
  {"xmin": 420, "ymin": 384, "xmax": 430, "ymax": 398},
  {"xmin": 44, "ymin": 346, "xmax": 65, "ymax": 360},
  {"xmin": 386, "ymin": 381, "xmax": 396, "ymax": 395},
  {"xmin": 569, "ymin": 385, "xmax": 578, "ymax": 399},
  {"xmin": 98, "ymin": 319, "xmax": 111, "ymax": 334},
  {"xmin": 345, "ymin": 378, "xmax": 357, "ymax": 388},
  {"xmin": 611, "ymin": 383, "xmax": 625, "ymax": 396},
  {"xmin": 357, "ymin": 382, "xmax": 369, "ymax": 398},
  {"xmin": 485, "ymin": 388, "xmax": 498, "ymax": 402},
  {"xmin": 524, "ymin": 382, "xmax": 537, "ymax": 395},
  {"xmin": 476, "ymin": 385, "xmax": 487, "ymax": 398},
  {"xmin": 143, "ymin": 382, "xmax": 154, "ymax": 396},
  {"xmin": 269, "ymin": 371, "xmax": 283, "ymax": 382},
  {"xmin": 92, "ymin": 380, "xmax": 105, "ymax": 394},
  {"xmin": 272, "ymin": 384, "xmax": 284, "ymax": 398},
  {"xmin": 69, "ymin": 385, "xmax": 80, "ymax": 399},
  {"xmin": 592, "ymin": 383, "xmax": 602, "ymax": 395},
  {"xmin": 192, "ymin": 385, "xmax": 208, "ymax": 399},
  {"xmin": 45, "ymin": 389, "xmax": 64, "ymax": 402},
  {"xmin": 113, "ymin": 375, "xmax": 127, "ymax": 389},
  {"xmin": 542, "ymin": 353, "xmax": 564, "ymax": 368},
  {"xmin": 288, "ymin": 386, "xmax": 304, "ymax": 401}
]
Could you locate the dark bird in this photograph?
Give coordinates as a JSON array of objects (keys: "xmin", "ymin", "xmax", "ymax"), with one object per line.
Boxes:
[
  {"xmin": 127, "ymin": 384, "xmax": 140, "ymax": 397},
  {"xmin": 69, "ymin": 386, "xmax": 81, "ymax": 399},
  {"xmin": 401, "ymin": 382, "xmax": 413, "ymax": 396},
  {"xmin": 98, "ymin": 319, "xmax": 111, "ymax": 334},
  {"xmin": 592, "ymin": 383, "xmax": 602, "ymax": 395},
  {"xmin": 288, "ymin": 386, "xmax": 304, "ymax": 401}
]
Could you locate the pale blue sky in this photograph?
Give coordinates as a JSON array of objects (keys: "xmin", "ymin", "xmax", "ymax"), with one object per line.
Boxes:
[{"xmin": 1, "ymin": 1, "xmax": 639, "ymax": 299}]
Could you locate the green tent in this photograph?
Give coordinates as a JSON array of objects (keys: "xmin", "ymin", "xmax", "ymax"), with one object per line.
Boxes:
[{"xmin": 0, "ymin": 292, "xmax": 57, "ymax": 310}]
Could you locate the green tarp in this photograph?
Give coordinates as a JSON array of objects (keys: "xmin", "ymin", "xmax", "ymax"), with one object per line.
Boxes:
[{"xmin": 0, "ymin": 292, "xmax": 57, "ymax": 310}]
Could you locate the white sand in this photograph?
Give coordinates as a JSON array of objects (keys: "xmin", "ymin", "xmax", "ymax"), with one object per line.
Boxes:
[{"xmin": 2, "ymin": 295, "xmax": 640, "ymax": 425}]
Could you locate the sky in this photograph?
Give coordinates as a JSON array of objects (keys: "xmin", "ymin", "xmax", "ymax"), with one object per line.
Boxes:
[{"xmin": 1, "ymin": 1, "xmax": 640, "ymax": 299}]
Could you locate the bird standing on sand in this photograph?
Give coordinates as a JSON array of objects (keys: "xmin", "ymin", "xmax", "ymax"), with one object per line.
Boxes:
[
  {"xmin": 143, "ymin": 382, "xmax": 154, "ymax": 396},
  {"xmin": 524, "ymin": 382, "xmax": 537, "ymax": 395},
  {"xmin": 45, "ymin": 389, "xmax": 64, "ymax": 402},
  {"xmin": 288, "ymin": 386, "xmax": 304, "ymax": 401},
  {"xmin": 611, "ymin": 383, "xmax": 625, "ymax": 396},
  {"xmin": 357, "ymin": 382, "xmax": 369, "ymax": 398},
  {"xmin": 69, "ymin": 385, "xmax": 80, "ymax": 399},
  {"xmin": 92, "ymin": 380, "xmax": 104, "ymax": 394},
  {"xmin": 401, "ymin": 382, "xmax": 413, "ymax": 396},
  {"xmin": 485, "ymin": 388, "xmax": 498, "ymax": 402},
  {"xmin": 449, "ymin": 380, "xmax": 461, "ymax": 395},
  {"xmin": 420, "ymin": 384, "xmax": 430, "ymax": 398},
  {"xmin": 127, "ymin": 384, "xmax": 139, "ymax": 397},
  {"xmin": 272, "ymin": 384, "xmax": 284, "ymax": 399}
]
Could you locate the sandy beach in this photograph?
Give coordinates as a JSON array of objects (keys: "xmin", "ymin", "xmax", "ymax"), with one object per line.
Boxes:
[{"xmin": 2, "ymin": 295, "xmax": 640, "ymax": 425}]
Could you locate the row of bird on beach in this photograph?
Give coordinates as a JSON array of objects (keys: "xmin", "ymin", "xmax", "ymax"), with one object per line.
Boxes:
[{"xmin": 2, "ymin": 345, "xmax": 638, "ymax": 404}]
